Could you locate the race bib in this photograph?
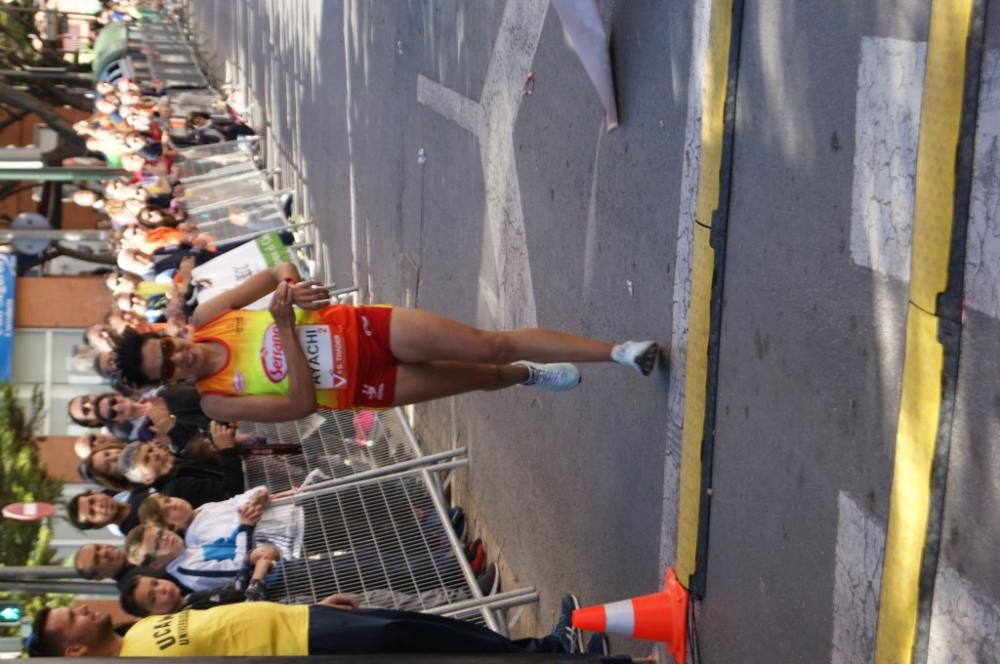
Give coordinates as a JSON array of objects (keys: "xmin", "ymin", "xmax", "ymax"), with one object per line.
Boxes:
[
  {"xmin": 260, "ymin": 324, "xmax": 348, "ymax": 390},
  {"xmin": 297, "ymin": 325, "xmax": 347, "ymax": 390}
]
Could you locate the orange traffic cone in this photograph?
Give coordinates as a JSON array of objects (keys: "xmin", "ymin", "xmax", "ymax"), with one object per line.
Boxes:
[{"xmin": 572, "ymin": 567, "xmax": 689, "ymax": 663}]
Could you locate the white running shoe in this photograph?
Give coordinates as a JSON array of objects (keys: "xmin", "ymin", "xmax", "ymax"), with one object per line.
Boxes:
[
  {"xmin": 611, "ymin": 340, "xmax": 659, "ymax": 375},
  {"xmin": 513, "ymin": 361, "xmax": 582, "ymax": 391}
]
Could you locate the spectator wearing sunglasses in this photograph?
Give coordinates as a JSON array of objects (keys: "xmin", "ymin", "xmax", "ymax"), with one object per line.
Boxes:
[
  {"xmin": 92, "ymin": 392, "xmax": 160, "ymax": 442},
  {"xmin": 119, "ymin": 570, "xmax": 470, "ymax": 620},
  {"xmin": 68, "ymin": 394, "xmax": 132, "ymax": 441},
  {"xmin": 92, "ymin": 391, "xmax": 203, "ymax": 456}
]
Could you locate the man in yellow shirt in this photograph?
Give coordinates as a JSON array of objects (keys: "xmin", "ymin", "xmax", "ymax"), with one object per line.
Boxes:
[{"xmin": 28, "ymin": 592, "xmax": 582, "ymax": 656}]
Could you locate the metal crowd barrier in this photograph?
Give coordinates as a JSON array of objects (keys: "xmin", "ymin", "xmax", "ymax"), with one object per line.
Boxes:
[
  {"xmin": 130, "ymin": 13, "xmax": 210, "ymax": 88},
  {"xmin": 240, "ymin": 408, "xmax": 538, "ymax": 635},
  {"xmin": 184, "ymin": 190, "xmax": 293, "ymax": 245},
  {"xmin": 174, "ymin": 136, "xmax": 259, "ymax": 171},
  {"xmin": 160, "ymin": 139, "xmax": 292, "ymax": 245},
  {"xmin": 164, "ymin": 88, "xmax": 224, "ymax": 117}
]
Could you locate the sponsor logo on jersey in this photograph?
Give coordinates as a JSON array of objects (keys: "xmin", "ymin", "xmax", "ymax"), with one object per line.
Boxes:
[{"xmin": 260, "ymin": 324, "xmax": 287, "ymax": 382}]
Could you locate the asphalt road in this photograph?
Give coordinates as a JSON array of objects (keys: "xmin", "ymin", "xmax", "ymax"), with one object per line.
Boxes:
[{"xmin": 184, "ymin": 2, "xmax": 1000, "ymax": 662}]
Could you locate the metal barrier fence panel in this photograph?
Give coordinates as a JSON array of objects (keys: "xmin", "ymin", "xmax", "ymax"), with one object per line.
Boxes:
[
  {"xmin": 132, "ymin": 15, "xmax": 210, "ymax": 87},
  {"xmin": 167, "ymin": 89, "xmax": 225, "ymax": 117},
  {"xmin": 238, "ymin": 408, "xmax": 524, "ymax": 633},
  {"xmin": 241, "ymin": 409, "xmax": 421, "ymax": 493},
  {"xmin": 181, "ymin": 163, "xmax": 260, "ymax": 187},
  {"xmin": 176, "ymin": 136, "xmax": 259, "ymax": 162},
  {"xmin": 184, "ymin": 194, "xmax": 290, "ymax": 244},
  {"xmin": 190, "ymin": 200, "xmax": 290, "ymax": 242},
  {"xmin": 265, "ymin": 474, "xmax": 475, "ymax": 614},
  {"xmin": 173, "ymin": 155, "xmax": 257, "ymax": 180},
  {"xmin": 182, "ymin": 170, "xmax": 273, "ymax": 207}
]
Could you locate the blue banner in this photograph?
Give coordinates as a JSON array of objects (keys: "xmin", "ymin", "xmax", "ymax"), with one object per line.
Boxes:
[{"xmin": 0, "ymin": 255, "xmax": 15, "ymax": 381}]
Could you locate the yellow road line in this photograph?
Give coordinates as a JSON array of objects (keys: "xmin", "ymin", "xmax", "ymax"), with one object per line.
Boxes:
[
  {"xmin": 675, "ymin": 0, "xmax": 738, "ymax": 589},
  {"xmin": 875, "ymin": 0, "xmax": 981, "ymax": 661}
]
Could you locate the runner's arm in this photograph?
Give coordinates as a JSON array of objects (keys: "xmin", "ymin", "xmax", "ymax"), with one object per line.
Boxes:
[{"xmin": 190, "ymin": 261, "xmax": 300, "ymax": 328}]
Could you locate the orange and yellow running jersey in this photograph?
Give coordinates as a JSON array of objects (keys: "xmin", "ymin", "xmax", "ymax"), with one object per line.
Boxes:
[{"xmin": 193, "ymin": 306, "xmax": 359, "ymax": 409}]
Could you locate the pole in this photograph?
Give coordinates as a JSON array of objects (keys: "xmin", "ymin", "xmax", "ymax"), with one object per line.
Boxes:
[
  {"xmin": 0, "ymin": 167, "xmax": 128, "ymax": 182},
  {"xmin": 0, "ymin": 70, "xmax": 95, "ymax": 84},
  {"xmin": 0, "ymin": 229, "xmax": 109, "ymax": 242},
  {"xmin": 0, "ymin": 580, "xmax": 118, "ymax": 595},
  {"xmin": 0, "ymin": 566, "xmax": 82, "ymax": 580}
]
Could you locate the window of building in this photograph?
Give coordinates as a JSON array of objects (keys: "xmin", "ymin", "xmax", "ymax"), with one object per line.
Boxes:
[{"xmin": 11, "ymin": 328, "xmax": 107, "ymax": 436}]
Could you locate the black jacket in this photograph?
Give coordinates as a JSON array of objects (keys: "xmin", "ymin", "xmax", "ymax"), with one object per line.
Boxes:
[
  {"xmin": 182, "ymin": 587, "xmax": 247, "ymax": 611},
  {"xmin": 117, "ymin": 487, "xmax": 154, "ymax": 535},
  {"xmin": 159, "ymin": 383, "xmax": 212, "ymax": 431},
  {"xmin": 154, "ymin": 448, "xmax": 244, "ymax": 508}
]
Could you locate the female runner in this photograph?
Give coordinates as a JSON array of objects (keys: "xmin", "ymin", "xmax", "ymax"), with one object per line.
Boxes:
[{"xmin": 112, "ymin": 262, "xmax": 658, "ymax": 423}]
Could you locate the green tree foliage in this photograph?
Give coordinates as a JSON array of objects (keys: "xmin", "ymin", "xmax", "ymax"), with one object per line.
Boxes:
[
  {"xmin": 0, "ymin": 383, "xmax": 62, "ymax": 564},
  {"xmin": 0, "ymin": 382, "xmax": 68, "ymax": 639}
]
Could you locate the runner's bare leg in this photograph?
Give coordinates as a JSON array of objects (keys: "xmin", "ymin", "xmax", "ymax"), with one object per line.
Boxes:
[{"xmin": 388, "ymin": 308, "xmax": 614, "ymax": 365}]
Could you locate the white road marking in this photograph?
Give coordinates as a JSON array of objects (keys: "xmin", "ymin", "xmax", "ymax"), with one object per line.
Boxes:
[
  {"xmin": 849, "ymin": 36, "xmax": 926, "ymax": 284},
  {"xmin": 851, "ymin": 40, "xmax": 1000, "ymax": 324},
  {"xmin": 344, "ymin": 0, "xmax": 362, "ymax": 295},
  {"xmin": 831, "ymin": 491, "xmax": 884, "ymax": 664},
  {"xmin": 831, "ymin": 492, "xmax": 1000, "ymax": 664},
  {"xmin": 928, "ymin": 566, "xmax": 1000, "ymax": 663},
  {"xmin": 843, "ymin": 38, "xmax": 1000, "ymax": 662},
  {"xmin": 964, "ymin": 50, "xmax": 1000, "ymax": 319},
  {"xmin": 416, "ymin": 0, "xmax": 548, "ymax": 329},
  {"xmin": 416, "ymin": 75, "xmax": 484, "ymax": 136}
]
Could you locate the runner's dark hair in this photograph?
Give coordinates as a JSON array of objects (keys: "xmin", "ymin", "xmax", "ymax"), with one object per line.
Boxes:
[{"xmin": 112, "ymin": 327, "xmax": 163, "ymax": 388}]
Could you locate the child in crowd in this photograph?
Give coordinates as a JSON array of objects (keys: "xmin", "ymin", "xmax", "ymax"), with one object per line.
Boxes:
[{"xmin": 124, "ymin": 490, "xmax": 280, "ymax": 594}]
